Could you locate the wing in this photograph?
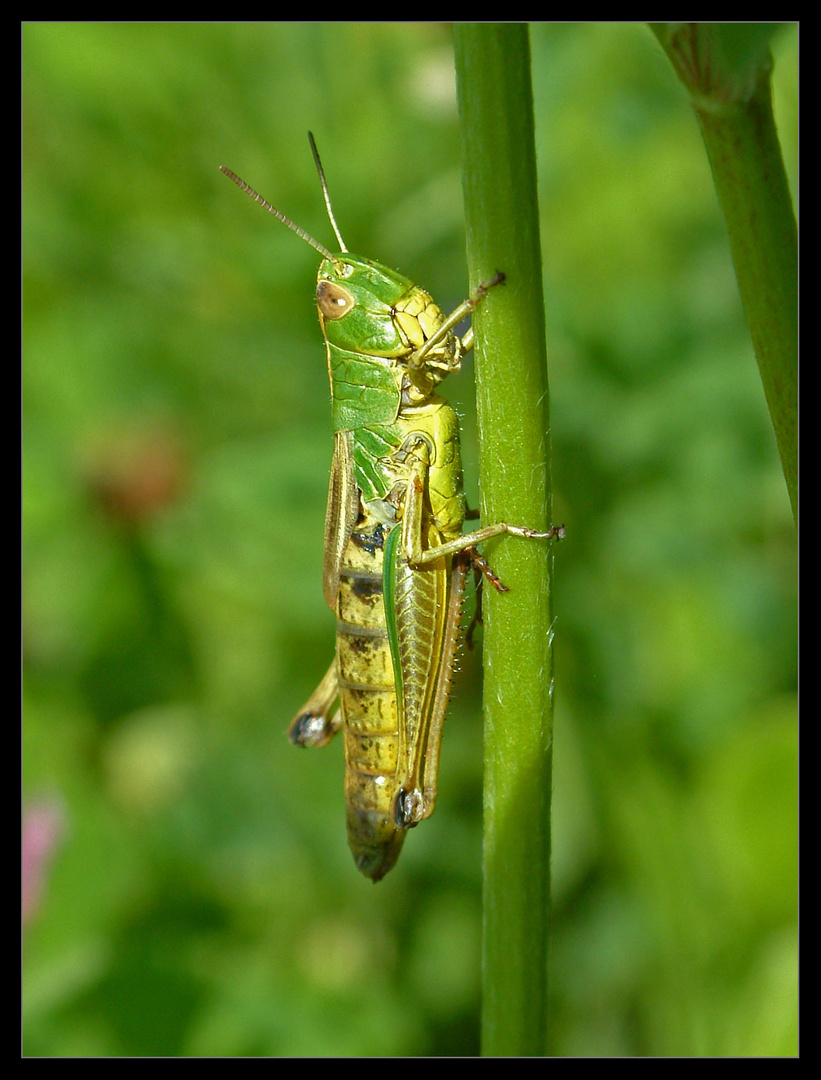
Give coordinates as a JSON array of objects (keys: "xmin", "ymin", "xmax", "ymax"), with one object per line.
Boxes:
[{"xmin": 322, "ymin": 429, "xmax": 360, "ymax": 609}]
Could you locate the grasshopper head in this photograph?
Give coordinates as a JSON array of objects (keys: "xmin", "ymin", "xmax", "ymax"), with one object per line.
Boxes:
[
  {"xmin": 221, "ymin": 137, "xmax": 458, "ymax": 399},
  {"xmin": 315, "ymin": 254, "xmax": 421, "ymax": 359},
  {"xmin": 317, "ymin": 254, "xmax": 459, "ymax": 402}
]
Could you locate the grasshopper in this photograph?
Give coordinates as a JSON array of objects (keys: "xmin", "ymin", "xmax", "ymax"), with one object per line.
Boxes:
[{"xmin": 221, "ymin": 136, "xmax": 563, "ymax": 881}]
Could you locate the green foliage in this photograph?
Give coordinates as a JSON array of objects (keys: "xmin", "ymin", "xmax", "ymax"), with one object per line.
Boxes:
[{"xmin": 24, "ymin": 22, "xmax": 796, "ymax": 1056}]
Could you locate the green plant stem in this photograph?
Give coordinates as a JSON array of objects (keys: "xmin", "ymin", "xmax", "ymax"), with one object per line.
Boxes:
[
  {"xmin": 454, "ymin": 23, "xmax": 555, "ymax": 1057},
  {"xmin": 697, "ymin": 81, "xmax": 797, "ymax": 521},
  {"xmin": 651, "ymin": 24, "xmax": 797, "ymax": 521}
]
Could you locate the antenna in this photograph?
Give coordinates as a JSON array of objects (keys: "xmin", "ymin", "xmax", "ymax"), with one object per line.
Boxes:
[
  {"xmin": 219, "ymin": 165, "xmax": 337, "ymax": 262},
  {"xmin": 308, "ymin": 132, "xmax": 348, "ymax": 253}
]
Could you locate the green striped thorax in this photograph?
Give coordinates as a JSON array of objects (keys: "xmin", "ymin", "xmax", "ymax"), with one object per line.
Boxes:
[
  {"xmin": 316, "ymin": 253, "xmax": 460, "ymax": 505},
  {"xmin": 317, "ymin": 255, "xmax": 413, "ymax": 441}
]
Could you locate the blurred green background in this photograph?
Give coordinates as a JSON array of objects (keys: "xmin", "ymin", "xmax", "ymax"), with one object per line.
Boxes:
[{"xmin": 23, "ymin": 22, "xmax": 797, "ymax": 1057}]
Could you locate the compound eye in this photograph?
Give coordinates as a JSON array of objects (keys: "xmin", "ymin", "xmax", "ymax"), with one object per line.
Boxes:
[{"xmin": 317, "ymin": 279, "xmax": 355, "ymax": 320}]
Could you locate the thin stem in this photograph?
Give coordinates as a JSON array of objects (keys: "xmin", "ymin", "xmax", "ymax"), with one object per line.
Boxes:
[
  {"xmin": 651, "ymin": 23, "xmax": 797, "ymax": 521},
  {"xmin": 454, "ymin": 23, "xmax": 556, "ymax": 1057}
]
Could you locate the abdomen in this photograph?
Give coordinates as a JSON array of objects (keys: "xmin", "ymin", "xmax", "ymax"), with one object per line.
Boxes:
[{"xmin": 335, "ymin": 515, "xmax": 406, "ymax": 881}]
